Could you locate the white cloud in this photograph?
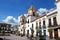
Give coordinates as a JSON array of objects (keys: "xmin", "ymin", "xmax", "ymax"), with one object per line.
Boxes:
[
  {"xmin": 3, "ymin": 16, "xmax": 19, "ymax": 25},
  {"xmin": 2, "ymin": 14, "xmax": 28, "ymax": 25},
  {"xmin": 38, "ymin": 8, "xmax": 48, "ymax": 14},
  {"xmin": 38, "ymin": 8, "xmax": 56, "ymax": 14},
  {"xmin": 24, "ymin": 14, "xmax": 28, "ymax": 17}
]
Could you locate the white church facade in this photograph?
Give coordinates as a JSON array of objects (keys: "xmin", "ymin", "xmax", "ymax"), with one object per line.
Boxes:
[{"xmin": 18, "ymin": 0, "xmax": 60, "ymax": 39}]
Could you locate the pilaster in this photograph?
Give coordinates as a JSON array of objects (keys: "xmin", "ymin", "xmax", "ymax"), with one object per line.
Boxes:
[
  {"xmin": 58, "ymin": 29, "xmax": 60, "ymax": 37},
  {"xmin": 51, "ymin": 17, "xmax": 53, "ymax": 26},
  {"xmin": 52, "ymin": 30, "xmax": 54, "ymax": 38}
]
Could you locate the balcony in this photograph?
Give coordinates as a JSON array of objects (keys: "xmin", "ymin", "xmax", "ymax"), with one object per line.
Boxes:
[
  {"xmin": 48, "ymin": 24, "xmax": 58, "ymax": 27},
  {"xmin": 48, "ymin": 25, "xmax": 53, "ymax": 27},
  {"xmin": 42, "ymin": 25, "xmax": 46, "ymax": 29}
]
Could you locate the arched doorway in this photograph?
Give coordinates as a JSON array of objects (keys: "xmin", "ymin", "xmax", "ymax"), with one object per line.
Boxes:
[
  {"xmin": 27, "ymin": 30, "xmax": 29, "ymax": 37},
  {"xmin": 54, "ymin": 28, "xmax": 58, "ymax": 39},
  {"xmin": 48, "ymin": 29, "xmax": 53, "ymax": 39}
]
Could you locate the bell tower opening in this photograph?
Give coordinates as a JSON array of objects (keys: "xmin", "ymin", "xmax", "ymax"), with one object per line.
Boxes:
[
  {"xmin": 33, "ymin": 12, "xmax": 35, "ymax": 16},
  {"xmin": 20, "ymin": 14, "xmax": 26, "ymax": 25}
]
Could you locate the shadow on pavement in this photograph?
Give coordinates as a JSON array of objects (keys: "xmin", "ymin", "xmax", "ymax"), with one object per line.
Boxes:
[
  {"xmin": 0, "ymin": 38, "xmax": 3, "ymax": 40},
  {"xmin": 4, "ymin": 38, "xmax": 10, "ymax": 40}
]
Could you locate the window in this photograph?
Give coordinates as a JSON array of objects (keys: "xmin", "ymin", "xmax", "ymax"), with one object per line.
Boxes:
[
  {"xmin": 21, "ymin": 29, "xmax": 22, "ymax": 31},
  {"xmin": 5, "ymin": 28, "xmax": 7, "ymax": 31},
  {"xmin": 49, "ymin": 18, "xmax": 51, "ymax": 26},
  {"xmin": 28, "ymin": 19, "xmax": 29, "ymax": 23},
  {"xmin": 36, "ymin": 23, "xmax": 38, "ymax": 29},
  {"xmin": 0, "ymin": 27, "xmax": 1, "ymax": 30},
  {"xmin": 32, "ymin": 24, "xmax": 33, "ymax": 28},
  {"xmin": 53, "ymin": 17, "xmax": 57, "ymax": 26},
  {"xmin": 27, "ymin": 30, "xmax": 29, "ymax": 37},
  {"xmin": 43, "ymin": 21, "xmax": 46, "ymax": 28},
  {"xmin": 39, "ymin": 22, "xmax": 41, "ymax": 29},
  {"xmin": 27, "ymin": 30, "xmax": 29, "ymax": 35},
  {"xmin": 23, "ymin": 19, "xmax": 24, "ymax": 22},
  {"xmin": 33, "ymin": 12, "xmax": 35, "ymax": 16},
  {"xmin": 44, "ymin": 30, "xmax": 46, "ymax": 36},
  {"xmin": 43, "ymin": 21, "xmax": 45, "ymax": 25}
]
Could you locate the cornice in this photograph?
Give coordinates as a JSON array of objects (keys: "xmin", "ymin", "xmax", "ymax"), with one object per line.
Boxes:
[{"xmin": 56, "ymin": 0, "xmax": 60, "ymax": 3}]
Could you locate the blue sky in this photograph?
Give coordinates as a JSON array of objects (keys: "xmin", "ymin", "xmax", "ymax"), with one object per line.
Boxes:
[{"xmin": 0, "ymin": 0, "xmax": 56, "ymax": 24}]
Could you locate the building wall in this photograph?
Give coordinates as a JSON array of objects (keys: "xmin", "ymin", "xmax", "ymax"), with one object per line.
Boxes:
[
  {"xmin": 58, "ymin": 29, "xmax": 60, "ymax": 37},
  {"xmin": 25, "ymin": 15, "xmax": 48, "ymax": 37},
  {"xmin": 18, "ymin": 0, "xmax": 60, "ymax": 38},
  {"xmin": 18, "ymin": 10, "xmax": 58, "ymax": 37},
  {"xmin": 56, "ymin": 0, "xmax": 60, "ymax": 25},
  {"xmin": 0, "ymin": 23, "xmax": 11, "ymax": 36}
]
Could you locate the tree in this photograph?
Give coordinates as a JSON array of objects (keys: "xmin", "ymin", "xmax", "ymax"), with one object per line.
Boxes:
[{"xmin": 31, "ymin": 28, "xmax": 34, "ymax": 37}]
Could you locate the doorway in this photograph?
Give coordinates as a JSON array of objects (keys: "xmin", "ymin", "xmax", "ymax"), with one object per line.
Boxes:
[
  {"xmin": 54, "ymin": 28, "xmax": 58, "ymax": 39},
  {"xmin": 27, "ymin": 30, "xmax": 29, "ymax": 37}
]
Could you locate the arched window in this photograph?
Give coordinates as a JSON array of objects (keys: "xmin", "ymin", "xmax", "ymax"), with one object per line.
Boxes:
[
  {"xmin": 28, "ymin": 19, "xmax": 29, "ymax": 23},
  {"xmin": 49, "ymin": 18, "xmax": 51, "ymax": 26},
  {"xmin": 53, "ymin": 17, "xmax": 57, "ymax": 26},
  {"xmin": 33, "ymin": 12, "xmax": 35, "ymax": 16},
  {"xmin": 39, "ymin": 22, "xmax": 41, "ymax": 29},
  {"xmin": 43, "ymin": 20, "xmax": 46, "ymax": 28},
  {"xmin": 36, "ymin": 22, "xmax": 38, "ymax": 29},
  {"xmin": 43, "ymin": 21, "xmax": 45, "ymax": 25},
  {"xmin": 32, "ymin": 24, "xmax": 33, "ymax": 28},
  {"xmin": 22, "ymin": 19, "xmax": 24, "ymax": 22}
]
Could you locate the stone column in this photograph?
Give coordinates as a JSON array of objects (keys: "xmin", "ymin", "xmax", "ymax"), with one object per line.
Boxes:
[
  {"xmin": 41, "ymin": 19, "xmax": 43, "ymax": 35},
  {"xmin": 45, "ymin": 17, "xmax": 49, "ymax": 36},
  {"xmin": 52, "ymin": 29, "xmax": 54, "ymax": 38},
  {"xmin": 51, "ymin": 17, "xmax": 53, "ymax": 26},
  {"xmin": 58, "ymin": 29, "xmax": 60, "ymax": 38}
]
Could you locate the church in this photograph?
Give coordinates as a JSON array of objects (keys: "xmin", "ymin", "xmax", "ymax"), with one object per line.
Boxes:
[{"xmin": 18, "ymin": 0, "xmax": 60, "ymax": 39}]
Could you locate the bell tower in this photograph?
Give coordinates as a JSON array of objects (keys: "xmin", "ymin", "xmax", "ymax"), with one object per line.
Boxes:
[
  {"xmin": 28, "ymin": 5, "xmax": 37, "ymax": 16},
  {"xmin": 20, "ymin": 14, "xmax": 26, "ymax": 25},
  {"xmin": 27, "ymin": 5, "xmax": 39, "ymax": 23},
  {"xmin": 20, "ymin": 14, "xmax": 26, "ymax": 35}
]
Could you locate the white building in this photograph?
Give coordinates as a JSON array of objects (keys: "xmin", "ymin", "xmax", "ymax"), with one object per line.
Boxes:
[{"xmin": 18, "ymin": 0, "xmax": 60, "ymax": 39}]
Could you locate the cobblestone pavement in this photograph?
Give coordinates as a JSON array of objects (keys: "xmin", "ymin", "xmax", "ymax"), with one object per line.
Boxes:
[{"xmin": 0, "ymin": 34, "xmax": 29, "ymax": 40}]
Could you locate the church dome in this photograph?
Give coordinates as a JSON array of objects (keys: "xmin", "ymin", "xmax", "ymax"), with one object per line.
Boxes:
[
  {"xmin": 28, "ymin": 5, "xmax": 36, "ymax": 12},
  {"xmin": 28, "ymin": 5, "xmax": 37, "ymax": 16}
]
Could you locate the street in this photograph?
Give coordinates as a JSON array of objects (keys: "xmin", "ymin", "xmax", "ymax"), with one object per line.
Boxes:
[
  {"xmin": 0, "ymin": 34, "xmax": 56, "ymax": 40},
  {"xmin": 0, "ymin": 34, "xmax": 29, "ymax": 40}
]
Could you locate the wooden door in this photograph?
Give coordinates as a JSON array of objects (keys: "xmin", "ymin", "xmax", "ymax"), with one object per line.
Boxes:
[
  {"xmin": 54, "ymin": 29, "xmax": 58, "ymax": 39},
  {"xmin": 49, "ymin": 32, "xmax": 53, "ymax": 39}
]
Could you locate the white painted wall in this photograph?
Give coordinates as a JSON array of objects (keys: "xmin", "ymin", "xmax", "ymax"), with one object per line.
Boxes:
[
  {"xmin": 58, "ymin": 29, "xmax": 60, "ymax": 37},
  {"xmin": 18, "ymin": 0, "xmax": 60, "ymax": 37},
  {"xmin": 56, "ymin": 1, "xmax": 60, "ymax": 25}
]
